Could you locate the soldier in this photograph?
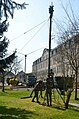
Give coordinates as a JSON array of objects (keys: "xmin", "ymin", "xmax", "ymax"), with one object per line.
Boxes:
[
  {"xmin": 46, "ymin": 75, "xmax": 52, "ymax": 106},
  {"xmin": 50, "ymin": 69, "xmax": 54, "ymax": 88},
  {"xmin": 32, "ymin": 80, "xmax": 43, "ymax": 103},
  {"xmin": 50, "ymin": 69, "xmax": 54, "ymax": 78},
  {"xmin": 46, "ymin": 70, "xmax": 54, "ymax": 106}
]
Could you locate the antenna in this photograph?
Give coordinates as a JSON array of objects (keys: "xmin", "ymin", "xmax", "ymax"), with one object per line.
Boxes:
[{"xmin": 51, "ymin": 2, "xmax": 53, "ymax": 6}]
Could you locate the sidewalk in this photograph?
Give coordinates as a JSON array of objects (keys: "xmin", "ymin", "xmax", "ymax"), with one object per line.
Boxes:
[{"xmin": 69, "ymin": 103, "xmax": 79, "ymax": 108}]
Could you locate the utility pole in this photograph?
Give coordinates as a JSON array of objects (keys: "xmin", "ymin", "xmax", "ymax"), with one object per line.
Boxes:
[
  {"xmin": 25, "ymin": 55, "xmax": 27, "ymax": 73},
  {"xmin": 48, "ymin": 3, "xmax": 54, "ymax": 76}
]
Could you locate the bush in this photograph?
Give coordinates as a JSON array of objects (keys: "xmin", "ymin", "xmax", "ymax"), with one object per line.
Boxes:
[{"xmin": 9, "ymin": 78, "xmax": 18, "ymax": 86}]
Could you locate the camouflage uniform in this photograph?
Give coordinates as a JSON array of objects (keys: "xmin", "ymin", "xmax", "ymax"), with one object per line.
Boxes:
[
  {"xmin": 32, "ymin": 80, "xmax": 43, "ymax": 103},
  {"xmin": 46, "ymin": 76, "xmax": 52, "ymax": 106},
  {"xmin": 46, "ymin": 70, "xmax": 54, "ymax": 106}
]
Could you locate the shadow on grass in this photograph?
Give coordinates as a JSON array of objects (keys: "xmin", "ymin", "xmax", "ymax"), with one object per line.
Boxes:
[
  {"xmin": 69, "ymin": 106, "xmax": 79, "ymax": 112},
  {"xmin": 0, "ymin": 106, "xmax": 36, "ymax": 119}
]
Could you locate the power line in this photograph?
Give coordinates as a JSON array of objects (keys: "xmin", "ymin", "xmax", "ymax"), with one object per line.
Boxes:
[
  {"xmin": 17, "ymin": 47, "xmax": 46, "ymax": 57},
  {"xmin": 19, "ymin": 19, "xmax": 49, "ymax": 52},
  {"xmin": 17, "ymin": 47, "xmax": 46, "ymax": 72},
  {"xmin": 10, "ymin": 19, "xmax": 48, "ymax": 42},
  {"xmin": 53, "ymin": 18, "xmax": 66, "ymax": 33}
]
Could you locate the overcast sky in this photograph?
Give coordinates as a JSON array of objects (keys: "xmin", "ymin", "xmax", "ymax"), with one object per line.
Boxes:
[{"xmin": 5, "ymin": 0, "xmax": 79, "ymax": 73}]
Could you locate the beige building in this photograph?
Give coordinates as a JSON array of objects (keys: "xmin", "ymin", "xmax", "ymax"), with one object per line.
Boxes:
[
  {"xmin": 32, "ymin": 48, "xmax": 49, "ymax": 81},
  {"xmin": 32, "ymin": 35, "xmax": 79, "ymax": 83},
  {"xmin": 32, "ymin": 47, "xmax": 64, "ymax": 81}
]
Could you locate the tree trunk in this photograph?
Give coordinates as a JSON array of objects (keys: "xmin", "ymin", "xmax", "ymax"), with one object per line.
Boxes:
[
  {"xmin": 65, "ymin": 90, "xmax": 72, "ymax": 109},
  {"xmin": 2, "ymin": 75, "xmax": 5, "ymax": 92}
]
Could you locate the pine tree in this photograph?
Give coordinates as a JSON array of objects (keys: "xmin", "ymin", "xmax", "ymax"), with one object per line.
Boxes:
[{"xmin": 0, "ymin": 0, "xmax": 27, "ymax": 91}]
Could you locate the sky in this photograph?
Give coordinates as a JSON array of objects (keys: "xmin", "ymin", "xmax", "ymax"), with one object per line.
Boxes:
[{"xmin": 5, "ymin": 0, "xmax": 79, "ymax": 73}]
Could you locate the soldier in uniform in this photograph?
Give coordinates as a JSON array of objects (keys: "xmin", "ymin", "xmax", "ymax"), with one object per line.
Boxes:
[
  {"xmin": 50, "ymin": 69, "xmax": 54, "ymax": 78},
  {"xmin": 46, "ymin": 69, "xmax": 54, "ymax": 106},
  {"xmin": 46, "ymin": 75, "xmax": 52, "ymax": 106},
  {"xmin": 32, "ymin": 80, "xmax": 43, "ymax": 103}
]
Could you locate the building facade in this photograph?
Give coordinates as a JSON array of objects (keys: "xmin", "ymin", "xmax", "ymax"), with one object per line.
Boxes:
[
  {"xmin": 32, "ymin": 35, "xmax": 79, "ymax": 83},
  {"xmin": 32, "ymin": 48, "xmax": 49, "ymax": 81}
]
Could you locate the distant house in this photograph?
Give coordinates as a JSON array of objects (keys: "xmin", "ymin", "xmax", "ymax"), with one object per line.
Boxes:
[{"xmin": 16, "ymin": 71, "xmax": 27, "ymax": 83}]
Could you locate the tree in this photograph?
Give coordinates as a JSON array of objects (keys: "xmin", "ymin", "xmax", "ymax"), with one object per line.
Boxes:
[
  {"xmin": 0, "ymin": 0, "xmax": 27, "ymax": 92},
  {"xmin": 59, "ymin": 33, "xmax": 79, "ymax": 100},
  {"xmin": 55, "ymin": 2, "xmax": 79, "ymax": 100},
  {"xmin": 0, "ymin": 20, "xmax": 16, "ymax": 92},
  {"xmin": 0, "ymin": 0, "xmax": 27, "ymax": 20}
]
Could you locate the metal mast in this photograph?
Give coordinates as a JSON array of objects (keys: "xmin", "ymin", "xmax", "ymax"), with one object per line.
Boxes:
[{"xmin": 48, "ymin": 3, "xmax": 54, "ymax": 76}]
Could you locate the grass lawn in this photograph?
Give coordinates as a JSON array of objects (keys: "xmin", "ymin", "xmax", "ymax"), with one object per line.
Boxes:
[{"xmin": 0, "ymin": 88, "xmax": 79, "ymax": 119}]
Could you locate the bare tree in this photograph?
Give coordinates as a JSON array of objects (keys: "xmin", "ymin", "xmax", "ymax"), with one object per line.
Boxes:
[
  {"xmin": 55, "ymin": 1, "xmax": 79, "ymax": 100},
  {"xmin": 6, "ymin": 56, "xmax": 22, "ymax": 74},
  {"xmin": 62, "ymin": 34, "xmax": 79, "ymax": 100}
]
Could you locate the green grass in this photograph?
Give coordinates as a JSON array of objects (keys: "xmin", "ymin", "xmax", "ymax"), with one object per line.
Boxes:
[{"xmin": 0, "ymin": 88, "xmax": 79, "ymax": 119}]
